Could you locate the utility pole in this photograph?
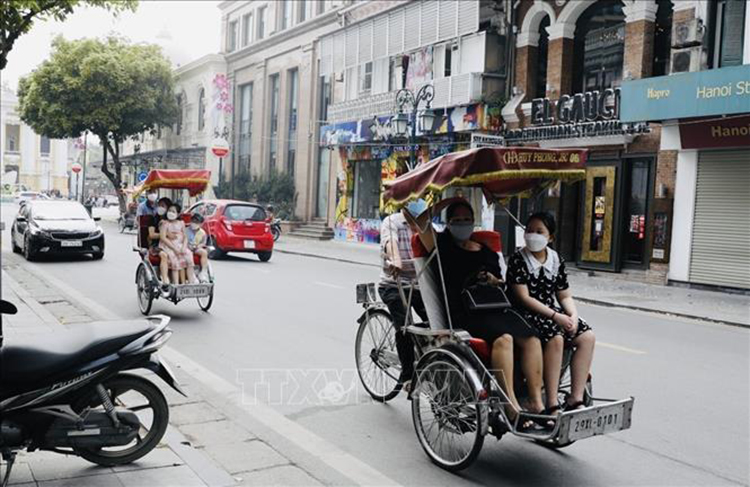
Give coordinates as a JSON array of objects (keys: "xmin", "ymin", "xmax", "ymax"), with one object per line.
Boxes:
[{"xmin": 80, "ymin": 132, "xmax": 88, "ymax": 203}]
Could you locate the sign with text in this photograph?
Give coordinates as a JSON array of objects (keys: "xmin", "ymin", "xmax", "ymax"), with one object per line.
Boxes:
[
  {"xmin": 679, "ymin": 115, "xmax": 750, "ymax": 149},
  {"xmin": 620, "ymin": 64, "xmax": 750, "ymax": 123}
]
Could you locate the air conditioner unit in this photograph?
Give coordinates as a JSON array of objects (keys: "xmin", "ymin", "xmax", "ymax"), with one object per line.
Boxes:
[
  {"xmin": 672, "ymin": 19, "xmax": 702, "ymax": 48},
  {"xmin": 670, "ymin": 46, "xmax": 702, "ymax": 74}
]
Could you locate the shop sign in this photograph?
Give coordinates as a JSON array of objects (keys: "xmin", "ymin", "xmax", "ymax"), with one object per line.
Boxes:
[
  {"xmin": 504, "ymin": 88, "xmax": 650, "ymax": 144},
  {"xmin": 471, "ymin": 133, "xmax": 505, "ymax": 148},
  {"xmin": 679, "ymin": 115, "xmax": 750, "ymax": 149},
  {"xmin": 620, "ymin": 64, "xmax": 750, "ymax": 123}
]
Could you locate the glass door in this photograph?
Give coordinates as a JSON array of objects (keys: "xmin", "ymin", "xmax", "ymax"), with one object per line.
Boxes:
[
  {"xmin": 579, "ymin": 164, "xmax": 619, "ymax": 270},
  {"xmin": 622, "ymin": 158, "xmax": 653, "ymax": 266}
]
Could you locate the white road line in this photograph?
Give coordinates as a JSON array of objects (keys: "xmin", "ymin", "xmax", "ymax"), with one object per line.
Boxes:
[
  {"xmin": 313, "ymin": 281, "xmax": 344, "ymax": 289},
  {"xmin": 598, "ymin": 341, "xmax": 647, "ymax": 355},
  {"xmin": 24, "ymin": 261, "xmax": 400, "ymax": 487}
]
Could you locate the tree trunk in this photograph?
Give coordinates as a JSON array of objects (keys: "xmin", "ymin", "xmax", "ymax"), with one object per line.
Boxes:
[{"xmin": 99, "ymin": 134, "xmax": 126, "ymax": 214}]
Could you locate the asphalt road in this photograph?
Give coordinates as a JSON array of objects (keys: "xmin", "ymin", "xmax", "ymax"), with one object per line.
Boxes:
[{"xmin": 1, "ymin": 203, "xmax": 748, "ymax": 486}]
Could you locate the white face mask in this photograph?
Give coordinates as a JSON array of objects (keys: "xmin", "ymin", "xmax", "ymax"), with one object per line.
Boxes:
[
  {"xmin": 190, "ymin": 223, "xmax": 201, "ymax": 230},
  {"xmin": 524, "ymin": 233, "xmax": 549, "ymax": 252},
  {"xmin": 147, "ymin": 193, "xmax": 157, "ymax": 202},
  {"xmin": 167, "ymin": 211, "xmax": 178, "ymax": 221},
  {"xmin": 157, "ymin": 206, "xmax": 167, "ymax": 216}
]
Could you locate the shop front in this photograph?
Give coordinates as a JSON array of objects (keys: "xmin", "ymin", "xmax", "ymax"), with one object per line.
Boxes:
[{"xmin": 621, "ymin": 65, "xmax": 750, "ymax": 291}]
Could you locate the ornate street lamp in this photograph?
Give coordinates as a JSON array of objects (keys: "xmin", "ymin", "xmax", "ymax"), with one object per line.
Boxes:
[{"xmin": 393, "ymin": 84, "xmax": 435, "ymax": 171}]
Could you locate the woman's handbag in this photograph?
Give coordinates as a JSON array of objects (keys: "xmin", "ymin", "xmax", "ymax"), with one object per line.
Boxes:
[{"xmin": 462, "ymin": 271, "xmax": 511, "ymax": 312}]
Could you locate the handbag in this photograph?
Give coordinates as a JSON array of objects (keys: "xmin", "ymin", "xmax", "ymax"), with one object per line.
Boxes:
[{"xmin": 461, "ymin": 270, "xmax": 511, "ymax": 312}]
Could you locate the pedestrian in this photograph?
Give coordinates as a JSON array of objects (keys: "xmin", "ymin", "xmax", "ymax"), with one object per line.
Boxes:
[{"xmin": 378, "ymin": 199, "xmax": 429, "ymax": 388}]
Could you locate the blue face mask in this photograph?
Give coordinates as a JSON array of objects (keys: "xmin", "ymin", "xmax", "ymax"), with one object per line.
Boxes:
[
  {"xmin": 448, "ymin": 222, "xmax": 473, "ymax": 242},
  {"xmin": 406, "ymin": 199, "xmax": 427, "ymax": 216}
]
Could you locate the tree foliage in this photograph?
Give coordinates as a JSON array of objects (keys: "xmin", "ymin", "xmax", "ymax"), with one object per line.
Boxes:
[
  {"xmin": 0, "ymin": 0, "xmax": 137, "ymax": 70},
  {"xmin": 214, "ymin": 171, "xmax": 298, "ymax": 220},
  {"xmin": 17, "ymin": 36, "xmax": 178, "ymax": 209}
]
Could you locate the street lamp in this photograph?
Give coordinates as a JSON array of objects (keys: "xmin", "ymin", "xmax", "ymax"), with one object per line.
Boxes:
[{"xmin": 393, "ymin": 84, "xmax": 435, "ymax": 171}]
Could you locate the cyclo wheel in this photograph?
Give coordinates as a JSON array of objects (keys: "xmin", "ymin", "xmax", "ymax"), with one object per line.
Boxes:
[
  {"xmin": 354, "ymin": 308, "xmax": 403, "ymax": 402},
  {"xmin": 411, "ymin": 351, "xmax": 487, "ymax": 471},
  {"xmin": 197, "ymin": 285, "xmax": 214, "ymax": 311},
  {"xmin": 136, "ymin": 263, "xmax": 154, "ymax": 315}
]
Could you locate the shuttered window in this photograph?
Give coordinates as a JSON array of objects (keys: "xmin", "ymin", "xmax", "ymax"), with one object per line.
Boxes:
[{"xmin": 689, "ymin": 150, "xmax": 750, "ymax": 289}]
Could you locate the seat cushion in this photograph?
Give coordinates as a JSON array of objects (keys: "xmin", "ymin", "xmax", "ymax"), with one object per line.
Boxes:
[{"xmin": 0, "ymin": 320, "xmax": 152, "ymax": 390}]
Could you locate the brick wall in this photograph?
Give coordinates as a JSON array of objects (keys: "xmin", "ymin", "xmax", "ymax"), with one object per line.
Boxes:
[
  {"xmin": 624, "ymin": 19, "xmax": 656, "ymax": 80},
  {"xmin": 627, "ymin": 125, "xmax": 661, "ymax": 154},
  {"xmin": 546, "ymin": 37, "xmax": 574, "ymax": 98},
  {"xmin": 655, "ymin": 149, "xmax": 677, "ymax": 197},
  {"xmin": 515, "ymin": 45, "xmax": 537, "ymax": 102}
]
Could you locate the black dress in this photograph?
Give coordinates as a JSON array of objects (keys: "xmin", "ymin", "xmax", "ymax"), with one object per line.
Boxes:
[
  {"xmin": 435, "ymin": 232, "xmax": 533, "ymax": 345},
  {"xmin": 507, "ymin": 248, "xmax": 591, "ymax": 345}
]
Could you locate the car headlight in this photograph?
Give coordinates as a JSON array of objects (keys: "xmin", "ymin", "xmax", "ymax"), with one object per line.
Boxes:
[
  {"xmin": 90, "ymin": 227, "xmax": 103, "ymax": 238},
  {"xmin": 30, "ymin": 225, "xmax": 51, "ymax": 238}
]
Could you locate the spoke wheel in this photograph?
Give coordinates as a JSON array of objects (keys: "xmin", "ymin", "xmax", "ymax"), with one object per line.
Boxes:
[
  {"xmin": 197, "ymin": 283, "xmax": 214, "ymax": 311},
  {"xmin": 412, "ymin": 356, "xmax": 486, "ymax": 471},
  {"xmin": 73, "ymin": 374, "xmax": 169, "ymax": 467},
  {"xmin": 355, "ymin": 309, "xmax": 402, "ymax": 402},
  {"xmin": 136, "ymin": 264, "xmax": 154, "ymax": 315}
]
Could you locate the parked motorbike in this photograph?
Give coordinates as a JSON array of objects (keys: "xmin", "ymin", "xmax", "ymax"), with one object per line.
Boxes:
[
  {"xmin": 270, "ymin": 218, "xmax": 281, "ymax": 242},
  {"xmin": 0, "ymin": 299, "xmax": 184, "ymax": 487}
]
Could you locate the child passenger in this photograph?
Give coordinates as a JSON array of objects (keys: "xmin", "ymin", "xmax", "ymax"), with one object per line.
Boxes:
[
  {"xmin": 159, "ymin": 203, "xmax": 197, "ymax": 285},
  {"xmin": 187, "ymin": 213, "xmax": 209, "ymax": 282}
]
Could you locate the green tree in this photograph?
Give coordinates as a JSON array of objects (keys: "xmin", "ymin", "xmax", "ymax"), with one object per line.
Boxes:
[
  {"xmin": 17, "ymin": 36, "xmax": 178, "ymax": 210},
  {"xmin": 0, "ymin": 0, "xmax": 137, "ymax": 70}
]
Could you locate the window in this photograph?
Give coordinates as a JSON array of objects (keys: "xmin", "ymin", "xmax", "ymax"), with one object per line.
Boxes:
[
  {"xmin": 40, "ymin": 136, "xmax": 50, "ymax": 156},
  {"xmin": 573, "ymin": 1, "xmax": 625, "ymax": 93},
  {"xmin": 287, "ymin": 69, "xmax": 299, "ymax": 176},
  {"xmin": 652, "ymin": 0, "xmax": 672, "ymax": 77},
  {"xmin": 709, "ymin": 0, "xmax": 746, "ymax": 68},
  {"xmin": 198, "ymin": 88, "xmax": 206, "ymax": 131},
  {"xmin": 227, "ymin": 20, "xmax": 238, "ymax": 52},
  {"xmin": 239, "ymin": 83, "xmax": 253, "ymax": 173},
  {"xmin": 281, "ymin": 0, "xmax": 292, "ymax": 30},
  {"xmin": 5, "ymin": 124, "xmax": 20, "ymax": 152},
  {"xmin": 535, "ymin": 17, "xmax": 550, "ymax": 98},
  {"xmin": 268, "ymin": 74, "xmax": 280, "ymax": 170},
  {"xmin": 257, "ymin": 6, "xmax": 266, "ymax": 39},
  {"xmin": 359, "ymin": 62, "xmax": 373, "ymax": 95},
  {"xmin": 242, "ymin": 12, "xmax": 254, "ymax": 46},
  {"xmin": 298, "ymin": 0, "xmax": 307, "ymax": 23},
  {"xmin": 319, "ymin": 74, "xmax": 331, "ymax": 122},
  {"xmin": 224, "ymin": 204, "xmax": 266, "ymax": 221},
  {"xmin": 175, "ymin": 94, "xmax": 184, "ymax": 135},
  {"xmin": 316, "ymin": 0, "xmax": 325, "ymax": 15},
  {"xmin": 389, "ymin": 57, "xmax": 404, "ymax": 91},
  {"xmin": 444, "ymin": 43, "xmax": 459, "ymax": 77}
]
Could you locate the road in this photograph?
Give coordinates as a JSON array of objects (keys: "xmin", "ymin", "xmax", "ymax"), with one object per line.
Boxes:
[{"xmin": 2, "ymin": 203, "xmax": 748, "ymax": 486}]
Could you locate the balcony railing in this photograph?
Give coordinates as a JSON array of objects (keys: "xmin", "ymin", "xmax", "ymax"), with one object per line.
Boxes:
[{"xmin": 326, "ymin": 73, "xmax": 484, "ymax": 124}]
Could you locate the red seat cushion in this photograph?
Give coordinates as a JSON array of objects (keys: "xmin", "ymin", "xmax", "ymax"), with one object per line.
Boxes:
[
  {"xmin": 471, "ymin": 231, "xmax": 502, "ymax": 253},
  {"xmin": 468, "ymin": 338, "xmax": 491, "ymax": 364},
  {"xmin": 148, "ymin": 252, "xmax": 161, "ymax": 266},
  {"xmin": 411, "ymin": 234, "xmax": 428, "ymax": 258},
  {"xmin": 193, "ymin": 253, "xmax": 201, "ymax": 266}
]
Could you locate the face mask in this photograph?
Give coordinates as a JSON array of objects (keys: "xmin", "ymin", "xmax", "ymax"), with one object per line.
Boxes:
[
  {"xmin": 157, "ymin": 206, "xmax": 167, "ymax": 216},
  {"xmin": 147, "ymin": 193, "xmax": 157, "ymax": 202},
  {"xmin": 448, "ymin": 222, "xmax": 473, "ymax": 242},
  {"xmin": 167, "ymin": 211, "xmax": 177, "ymax": 221},
  {"xmin": 524, "ymin": 233, "xmax": 549, "ymax": 252},
  {"xmin": 190, "ymin": 223, "xmax": 201, "ymax": 230},
  {"xmin": 406, "ymin": 199, "xmax": 427, "ymax": 216}
]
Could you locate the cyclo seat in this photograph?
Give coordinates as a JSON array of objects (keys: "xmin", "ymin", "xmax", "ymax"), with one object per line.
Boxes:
[{"xmin": 0, "ymin": 320, "xmax": 152, "ymax": 388}]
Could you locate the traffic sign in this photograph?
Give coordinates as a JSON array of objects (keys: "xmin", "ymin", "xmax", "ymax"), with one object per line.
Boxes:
[
  {"xmin": 71, "ymin": 163, "xmax": 82, "ymax": 174},
  {"xmin": 138, "ymin": 171, "xmax": 148, "ymax": 183},
  {"xmin": 211, "ymin": 137, "xmax": 230, "ymax": 157}
]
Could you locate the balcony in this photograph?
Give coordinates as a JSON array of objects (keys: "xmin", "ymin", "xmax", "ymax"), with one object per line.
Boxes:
[{"xmin": 326, "ymin": 72, "xmax": 484, "ymax": 124}]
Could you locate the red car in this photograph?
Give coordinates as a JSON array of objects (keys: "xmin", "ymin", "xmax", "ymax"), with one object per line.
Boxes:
[{"xmin": 186, "ymin": 199, "xmax": 274, "ymax": 262}]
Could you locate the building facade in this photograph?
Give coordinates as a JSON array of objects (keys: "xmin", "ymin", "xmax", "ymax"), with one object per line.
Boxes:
[
  {"xmin": 1, "ymin": 84, "xmax": 70, "ymax": 196},
  {"xmin": 219, "ymin": 0, "xmax": 349, "ymax": 220},
  {"xmin": 318, "ymin": 0, "xmax": 509, "ymax": 243}
]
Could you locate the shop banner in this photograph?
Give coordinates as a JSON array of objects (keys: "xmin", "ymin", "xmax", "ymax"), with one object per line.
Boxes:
[
  {"xmin": 620, "ymin": 64, "xmax": 750, "ymax": 123},
  {"xmin": 679, "ymin": 115, "xmax": 750, "ymax": 149}
]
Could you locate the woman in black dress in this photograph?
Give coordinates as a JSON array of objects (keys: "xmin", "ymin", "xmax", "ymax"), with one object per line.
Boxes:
[
  {"xmin": 507, "ymin": 212, "xmax": 595, "ymax": 413},
  {"xmin": 405, "ymin": 199, "xmax": 546, "ymax": 427}
]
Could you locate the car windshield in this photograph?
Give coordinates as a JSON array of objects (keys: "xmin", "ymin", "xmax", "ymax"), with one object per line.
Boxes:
[
  {"xmin": 224, "ymin": 204, "xmax": 266, "ymax": 221},
  {"xmin": 32, "ymin": 202, "xmax": 91, "ymax": 220}
]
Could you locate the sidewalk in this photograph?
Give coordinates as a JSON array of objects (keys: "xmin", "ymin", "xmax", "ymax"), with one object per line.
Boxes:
[
  {"xmin": 1, "ymin": 252, "xmax": 324, "ymax": 487},
  {"xmin": 274, "ymin": 236, "xmax": 750, "ymax": 328}
]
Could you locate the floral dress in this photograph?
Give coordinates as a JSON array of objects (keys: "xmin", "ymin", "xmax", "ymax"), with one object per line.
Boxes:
[
  {"xmin": 159, "ymin": 220, "xmax": 192, "ymax": 270},
  {"xmin": 507, "ymin": 247, "xmax": 591, "ymax": 345}
]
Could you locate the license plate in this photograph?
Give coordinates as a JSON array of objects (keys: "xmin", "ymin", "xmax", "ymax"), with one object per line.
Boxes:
[
  {"xmin": 61, "ymin": 240, "xmax": 83, "ymax": 247},
  {"xmin": 564, "ymin": 399, "xmax": 633, "ymax": 442},
  {"xmin": 244, "ymin": 240, "xmax": 255, "ymax": 249},
  {"xmin": 176, "ymin": 284, "xmax": 212, "ymax": 299}
]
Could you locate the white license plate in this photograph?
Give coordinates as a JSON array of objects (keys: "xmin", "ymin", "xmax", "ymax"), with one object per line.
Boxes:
[
  {"xmin": 243, "ymin": 240, "xmax": 255, "ymax": 249},
  {"xmin": 567, "ymin": 402, "xmax": 629, "ymax": 441},
  {"xmin": 61, "ymin": 240, "xmax": 83, "ymax": 247},
  {"xmin": 176, "ymin": 284, "xmax": 211, "ymax": 299}
]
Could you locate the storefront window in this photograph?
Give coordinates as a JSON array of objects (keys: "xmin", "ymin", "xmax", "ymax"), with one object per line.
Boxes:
[
  {"xmin": 623, "ymin": 159, "xmax": 651, "ymax": 264},
  {"xmin": 352, "ymin": 160, "xmax": 380, "ymax": 220},
  {"xmin": 573, "ymin": 0, "xmax": 625, "ymax": 93}
]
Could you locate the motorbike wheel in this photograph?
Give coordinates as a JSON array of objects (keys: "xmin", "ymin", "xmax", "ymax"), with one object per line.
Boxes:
[
  {"xmin": 354, "ymin": 309, "xmax": 403, "ymax": 402},
  {"xmin": 136, "ymin": 264, "xmax": 154, "ymax": 315},
  {"xmin": 272, "ymin": 227, "xmax": 280, "ymax": 242},
  {"xmin": 73, "ymin": 373, "xmax": 169, "ymax": 467}
]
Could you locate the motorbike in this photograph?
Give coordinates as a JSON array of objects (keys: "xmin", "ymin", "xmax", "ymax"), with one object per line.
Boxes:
[
  {"xmin": 270, "ymin": 218, "xmax": 281, "ymax": 242},
  {"xmin": 118, "ymin": 209, "xmax": 136, "ymax": 233},
  {"xmin": 0, "ymin": 299, "xmax": 184, "ymax": 487}
]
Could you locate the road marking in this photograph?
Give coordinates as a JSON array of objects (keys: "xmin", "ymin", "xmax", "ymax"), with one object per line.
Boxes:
[
  {"xmin": 23, "ymin": 260, "xmax": 400, "ymax": 487},
  {"xmin": 598, "ymin": 341, "xmax": 647, "ymax": 355},
  {"xmin": 313, "ymin": 281, "xmax": 344, "ymax": 289}
]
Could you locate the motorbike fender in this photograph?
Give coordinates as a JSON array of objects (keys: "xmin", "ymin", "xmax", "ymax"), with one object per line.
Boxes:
[
  {"xmin": 142, "ymin": 354, "xmax": 187, "ymax": 397},
  {"xmin": 356, "ymin": 304, "xmax": 389, "ymax": 325}
]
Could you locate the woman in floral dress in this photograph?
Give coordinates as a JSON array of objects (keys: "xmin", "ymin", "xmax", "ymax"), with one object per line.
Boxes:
[
  {"xmin": 507, "ymin": 212, "xmax": 595, "ymax": 414},
  {"xmin": 159, "ymin": 203, "xmax": 197, "ymax": 285}
]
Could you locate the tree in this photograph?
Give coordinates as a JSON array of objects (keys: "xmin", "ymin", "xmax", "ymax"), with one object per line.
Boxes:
[
  {"xmin": 0, "ymin": 0, "xmax": 137, "ymax": 71},
  {"xmin": 18, "ymin": 36, "xmax": 178, "ymax": 210}
]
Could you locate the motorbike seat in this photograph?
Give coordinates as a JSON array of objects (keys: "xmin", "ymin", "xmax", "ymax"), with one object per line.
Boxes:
[{"xmin": 0, "ymin": 320, "xmax": 152, "ymax": 388}]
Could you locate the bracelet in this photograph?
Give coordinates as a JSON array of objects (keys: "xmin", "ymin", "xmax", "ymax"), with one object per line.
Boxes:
[{"xmin": 550, "ymin": 311, "xmax": 557, "ymax": 320}]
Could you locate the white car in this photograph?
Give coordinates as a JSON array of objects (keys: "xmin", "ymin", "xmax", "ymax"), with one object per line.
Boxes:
[{"xmin": 14, "ymin": 192, "xmax": 50, "ymax": 203}]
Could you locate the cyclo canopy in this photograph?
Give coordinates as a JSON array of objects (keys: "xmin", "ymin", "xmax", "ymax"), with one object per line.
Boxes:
[{"xmin": 133, "ymin": 169, "xmax": 211, "ymax": 197}]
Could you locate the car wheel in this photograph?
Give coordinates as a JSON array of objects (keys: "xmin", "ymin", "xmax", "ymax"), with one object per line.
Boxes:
[
  {"xmin": 23, "ymin": 234, "xmax": 36, "ymax": 261},
  {"xmin": 258, "ymin": 251, "xmax": 272, "ymax": 262},
  {"xmin": 208, "ymin": 237, "xmax": 226, "ymax": 260},
  {"xmin": 92, "ymin": 252, "xmax": 104, "ymax": 260}
]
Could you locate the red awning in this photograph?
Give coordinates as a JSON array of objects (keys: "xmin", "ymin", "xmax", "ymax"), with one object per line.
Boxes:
[
  {"xmin": 383, "ymin": 147, "xmax": 587, "ymax": 204},
  {"xmin": 134, "ymin": 169, "xmax": 211, "ymax": 197}
]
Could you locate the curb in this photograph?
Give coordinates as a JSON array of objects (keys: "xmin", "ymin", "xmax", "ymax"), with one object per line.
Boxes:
[{"xmin": 274, "ymin": 245, "xmax": 749, "ymax": 329}]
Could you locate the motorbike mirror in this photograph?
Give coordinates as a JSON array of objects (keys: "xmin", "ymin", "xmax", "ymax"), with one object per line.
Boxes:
[
  {"xmin": 93, "ymin": 217, "xmax": 102, "ymax": 222},
  {"xmin": 1, "ymin": 300, "xmax": 18, "ymax": 315}
]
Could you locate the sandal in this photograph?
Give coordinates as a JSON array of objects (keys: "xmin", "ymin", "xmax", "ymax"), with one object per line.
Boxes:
[{"xmin": 562, "ymin": 400, "xmax": 586, "ymax": 412}]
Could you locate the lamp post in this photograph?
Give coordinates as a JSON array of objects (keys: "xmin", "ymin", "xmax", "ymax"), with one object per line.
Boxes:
[{"xmin": 393, "ymin": 84, "xmax": 435, "ymax": 171}]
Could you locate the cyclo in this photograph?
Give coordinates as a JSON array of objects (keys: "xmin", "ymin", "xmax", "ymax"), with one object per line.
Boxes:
[
  {"xmin": 354, "ymin": 146, "xmax": 634, "ymax": 471},
  {"xmin": 132, "ymin": 169, "xmax": 215, "ymax": 314}
]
